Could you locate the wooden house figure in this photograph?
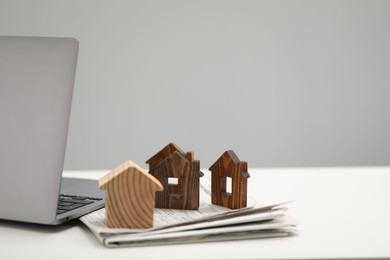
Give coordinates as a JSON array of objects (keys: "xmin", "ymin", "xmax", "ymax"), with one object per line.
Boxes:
[
  {"xmin": 146, "ymin": 143, "xmax": 203, "ymax": 210},
  {"xmin": 209, "ymin": 150, "xmax": 250, "ymax": 209},
  {"xmin": 99, "ymin": 161, "xmax": 163, "ymax": 228}
]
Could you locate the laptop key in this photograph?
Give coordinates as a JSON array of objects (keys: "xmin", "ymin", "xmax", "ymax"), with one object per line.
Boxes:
[
  {"xmin": 60, "ymin": 198, "xmax": 94, "ymax": 205},
  {"xmin": 88, "ymin": 196, "xmax": 103, "ymax": 201},
  {"xmin": 73, "ymin": 196, "xmax": 89, "ymax": 200},
  {"xmin": 58, "ymin": 201, "xmax": 74, "ymax": 206},
  {"xmin": 60, "ymin": 194, "xmax": 76, "ymax": 198},
  {"xmin": 57, "ymin": 209, "xmax": 67, "ymax": 214},
  {"xmin": 59, "ymin": 203, "xmax": 86, "ymax": 211}
]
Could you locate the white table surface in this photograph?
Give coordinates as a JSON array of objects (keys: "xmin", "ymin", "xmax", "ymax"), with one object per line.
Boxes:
[{"xmin": 1, "ymin": 167, "xmax": 390, "ymax": 259}]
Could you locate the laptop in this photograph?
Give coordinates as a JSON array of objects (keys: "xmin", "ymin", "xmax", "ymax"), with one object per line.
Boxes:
[{"xmin": 0, "ymin": 36, "xmax": 105, "ymax": 225}]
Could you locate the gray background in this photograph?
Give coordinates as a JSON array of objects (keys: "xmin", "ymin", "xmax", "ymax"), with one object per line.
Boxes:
[{"xmin": 1, "ymin": 0, "xmax": 389, "ymax": 170}]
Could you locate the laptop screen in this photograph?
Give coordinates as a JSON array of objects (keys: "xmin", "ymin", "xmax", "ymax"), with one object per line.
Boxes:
[{"xmin": 0, "ymin": 36, "xmax": 78, "ymax": 224}]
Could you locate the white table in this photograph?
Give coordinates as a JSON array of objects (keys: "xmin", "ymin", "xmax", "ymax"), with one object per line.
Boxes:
[{"xmin": 1, "ymin": 167, "xmax": 390, "ymax": 259}]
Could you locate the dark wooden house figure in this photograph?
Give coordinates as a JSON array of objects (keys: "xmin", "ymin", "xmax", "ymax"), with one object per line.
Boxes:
[
  {"xmin": 209, "ymin": 150, "xmax": 250, "ymax": 209},
  {"xmin": 149, "ymin": 150, "xmax": 203, "ymax": 210}
]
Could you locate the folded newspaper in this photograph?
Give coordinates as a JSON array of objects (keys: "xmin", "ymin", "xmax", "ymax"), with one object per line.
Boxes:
[{"xmin": 80, "ymin": 174, "xmax": 298, "ymax": 247}]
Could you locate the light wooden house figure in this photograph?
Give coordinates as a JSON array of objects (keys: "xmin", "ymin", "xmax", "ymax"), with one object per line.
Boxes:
[
  {"xmin": 146, "ymin": 143, "xmax": 203, "ymax": 210},
  {"xmin": 99, "ymin": 161, "xmax": 163, "ymax": 228},
  {"xmin": 209, "ymin": 150, "xmax": 250, "ymax": 209}
]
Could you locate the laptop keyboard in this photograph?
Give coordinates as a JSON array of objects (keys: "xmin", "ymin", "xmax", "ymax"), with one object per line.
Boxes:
[{"xmin": 57, "ymin": 194, "xmax": 103, "ymax": 215}]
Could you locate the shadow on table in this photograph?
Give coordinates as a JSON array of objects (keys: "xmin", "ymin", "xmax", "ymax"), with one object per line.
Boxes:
[{"xmin": 0, "ymin": 218, "xmax": 80, "ymax": 233}]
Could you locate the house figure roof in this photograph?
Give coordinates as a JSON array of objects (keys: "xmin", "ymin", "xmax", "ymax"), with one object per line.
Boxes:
[
  {"xmin": 145, "ymin": 142, "xmax": 194, "ymax": 171},
  {"xmin": 209, "ymin": 150, "xmax": 250, "ymax": 209},
  {"xmin": 99, "ymin": 160, "xmax": 163, "ymax": 228}
]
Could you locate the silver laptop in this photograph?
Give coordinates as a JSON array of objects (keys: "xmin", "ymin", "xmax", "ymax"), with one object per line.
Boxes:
[{"xmin": 0, "ymin": 36, "xmax": 105, "ymax": 225}]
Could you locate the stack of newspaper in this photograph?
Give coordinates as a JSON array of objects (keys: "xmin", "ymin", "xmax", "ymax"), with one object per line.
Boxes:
[{"xmin": 80, "ymin": 175, "xmax": 297, "ymax": 247}]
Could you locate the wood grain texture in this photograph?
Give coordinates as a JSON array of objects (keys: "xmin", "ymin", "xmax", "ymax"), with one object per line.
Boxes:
[
  {"xmin": 145, "ymin": 143, "xmax": 186, "ymax": 170},
  {"xmin": 149, "ymin": 151, "xmax": 203, "ymax": 209},
  {"xmin": 99, "ymin": 161, "xmax": 163, "ymax": 228},
  {"xmin": 209, "ymin": 150, "xmax": 250, "ymax": 209}
]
